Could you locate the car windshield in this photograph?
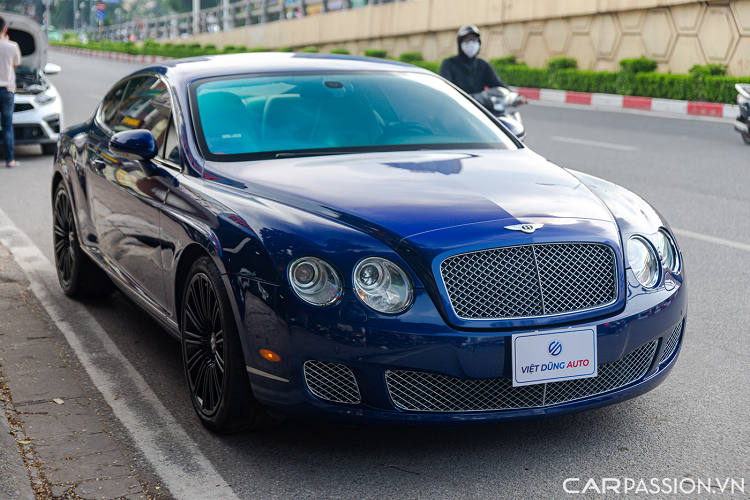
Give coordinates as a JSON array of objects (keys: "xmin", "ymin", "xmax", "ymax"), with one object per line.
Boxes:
[{"xmin": 190, "ymin": 71, "xmax": 518, "ymax": 160}]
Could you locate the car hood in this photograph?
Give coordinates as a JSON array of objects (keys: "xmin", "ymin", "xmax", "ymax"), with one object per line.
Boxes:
[
  {"xmin": 204, "ymin": 149, "xmax": 615, "ymax": 247},
  {"xmin": 3, "ymin": 12, "xmax": 46, "ymax": 70}
]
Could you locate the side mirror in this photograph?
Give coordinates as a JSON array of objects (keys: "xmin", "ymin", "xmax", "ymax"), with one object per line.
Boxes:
[
  {"xmin": 110, "ymin": 129, "xmax": 158, "ymax": 161},
  {"xmin": 43, "ymin": 63, "xmax": 61, "ymax": 75}
]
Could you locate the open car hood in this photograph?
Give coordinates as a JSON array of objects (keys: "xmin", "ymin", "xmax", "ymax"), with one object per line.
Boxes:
[{"xmin": 3, "ymin": 12, "xmax": 46, "ymax": 71}]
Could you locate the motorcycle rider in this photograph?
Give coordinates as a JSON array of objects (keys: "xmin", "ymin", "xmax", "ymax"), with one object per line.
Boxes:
[{"xmin": 440, "ymin": 24, "xmax": 526, "ymax": 103}]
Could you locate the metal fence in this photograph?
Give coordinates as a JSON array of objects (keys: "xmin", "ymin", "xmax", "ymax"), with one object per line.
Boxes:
[{"xmin": 97, "ymin": 0, "xmax": 411, "ymax": 42}]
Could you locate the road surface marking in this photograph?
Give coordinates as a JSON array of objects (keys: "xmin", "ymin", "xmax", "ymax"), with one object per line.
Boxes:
[
  {"xmin": 550, "ymin": 136, "xmax": 637, "ymax": 151},
  {"xmin": 673, "ymin": 228, "xmax": 750, "ymax": 252},
  {"xmin": 0, "ymin": 207, "xmax": 240, "ymax": 500}
]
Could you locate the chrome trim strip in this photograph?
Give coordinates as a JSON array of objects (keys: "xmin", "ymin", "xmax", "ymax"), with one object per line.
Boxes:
[{"xmin": 246, "ymin": 366, "xmax": 289, "ymax": 383}]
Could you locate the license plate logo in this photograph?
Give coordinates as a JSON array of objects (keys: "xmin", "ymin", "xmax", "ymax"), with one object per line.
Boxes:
[{"xmin": 512, "ymin": 327, "xmax": 597, "ymax": 387}]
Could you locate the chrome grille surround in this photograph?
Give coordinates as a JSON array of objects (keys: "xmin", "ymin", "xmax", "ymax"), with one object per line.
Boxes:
[
  {"xmin": 659, "ymin": 320, "xmax": 684, "ymax": 364},
  {"xmin": 385, "ymin": 341, "xmax": 657, "ymax": 413},
  {"xmin": 303, "ymin": 360, "xmax": 361, "ymax": 404},
  {"xmin": 440, "ymin": 243, "xmax": 618, "ymax": 320}
]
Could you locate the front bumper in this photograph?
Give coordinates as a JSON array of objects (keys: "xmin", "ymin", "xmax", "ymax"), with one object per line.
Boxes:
[
  {"xmin": 0, "ymin": 94, "xmax": 63, "ymax": 146},
  {"xmin": 233, "ymin": 272, "xmax": 687, "ymax": 426}
]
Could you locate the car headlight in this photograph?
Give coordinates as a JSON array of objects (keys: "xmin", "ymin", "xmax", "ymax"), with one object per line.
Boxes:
[
  {"xmin": 353, "ymin": 257, "xmax": 413, "ymax": 314},
  {"xmin": 656, "ymin": 229, "xmax": 680, "ymax": 274},
  {"xmin": 288, "ymin": 257, "xmax": 342, "ymax": 306},
  {"xmin": 627, "ymin": 236, "xmax": 659, "ymax": 288},
  {"xmin": 34, "ymin": 93, "xmax": 56, "ymax": 106}
]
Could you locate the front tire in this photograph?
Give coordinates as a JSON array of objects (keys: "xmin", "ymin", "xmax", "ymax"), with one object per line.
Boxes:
[
  {"xmin": 742, "ymin": 132, "xmax": 750, "ymax": 145},
  {"xmin": 180, "ymin": 256, "xmax": 274, "ymax": 433},
  {"xmin": 52, "ymin": 183, "xmax": 115, "ymax": 298}
]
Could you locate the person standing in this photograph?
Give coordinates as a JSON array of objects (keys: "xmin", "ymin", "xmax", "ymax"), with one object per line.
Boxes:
[{"xmin": 0, "ymin": 16, "xmax": 21, "ymax": 168}]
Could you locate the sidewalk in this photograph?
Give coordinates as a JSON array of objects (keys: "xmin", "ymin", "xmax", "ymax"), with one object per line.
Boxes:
[{"xmin": 0, "ymin": 243, "xmax": 149, "ymax": 500}]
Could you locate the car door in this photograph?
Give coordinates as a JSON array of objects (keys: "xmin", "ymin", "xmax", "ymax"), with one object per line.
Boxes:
[{"xmin": 86, "ymin": 75, "xmax": 175, "ymax": 314}]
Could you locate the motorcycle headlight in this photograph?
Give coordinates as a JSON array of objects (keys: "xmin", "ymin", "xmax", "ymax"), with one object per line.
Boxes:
[
  {"xmin": 627, "ymin": 236, "xmax": 659, "ymax": 288},
  {"xmin": 34, "ymin": 93, "xmax": 56, "ymax": 106},
  {"xmin": 353, "ymin": 257, "xmax": 413, "ymax": 314},
  {"xmin": 288, "ymin": 257, "xmax": 342, "ymax": 306},
  {"xmin": 656, "ymin": 229, "xmax": 680, "ymax": 274},
  {"xmin": 489, "ymin": 95, "xmax": 506, "ymax": 112}
]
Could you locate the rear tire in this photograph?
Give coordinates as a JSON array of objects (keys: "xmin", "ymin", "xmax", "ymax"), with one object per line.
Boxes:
[
  {"xmin": 180, "ymin": 256, "xmax": 276, "ymax": 433},
  {"xmin": 41, "ymin": 143, "xmax": 56, "ymax": 156},
  {"xmin": 742, "ymin": 132, "xmax": 750, "ymax": 145},
  {"xmin": 52, "ymin": 183, "xmax": 115, "ymax": 298}
]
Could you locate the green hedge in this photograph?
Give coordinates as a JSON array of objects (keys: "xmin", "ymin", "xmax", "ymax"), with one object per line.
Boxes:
[{"xmin": 52, "ymin": 40, "xmax": 750, "ymax": 104}]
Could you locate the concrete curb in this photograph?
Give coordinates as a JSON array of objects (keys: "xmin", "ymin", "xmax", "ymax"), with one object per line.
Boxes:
[
  {"xmin": 517, "ymin": 87, "xmax": 739, "ymax": 120},
  {"xmin": 51, "ymin": 45, "xmax": 170, "ymax": 64}
]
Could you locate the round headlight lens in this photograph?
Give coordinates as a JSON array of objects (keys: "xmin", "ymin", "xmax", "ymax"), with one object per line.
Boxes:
[
  {"xmin": 353, "ymin": 257, "xmax": 413, "ymax": 314},
  {"xmin": 656, "ymin": 229, "xmax": 680, "ymax": 274},
  {"xmin": 288, "ymin": 257, "xmax": 342, "ymax": 306},
  {"xmin": 627, "ymin": 236, "xmax": 659, "ymax": 288}
]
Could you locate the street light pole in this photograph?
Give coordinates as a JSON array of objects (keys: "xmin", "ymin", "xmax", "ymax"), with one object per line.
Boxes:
[{"xmin": 192, "ymin": 0, "xmax": 199, "ymax": 34}]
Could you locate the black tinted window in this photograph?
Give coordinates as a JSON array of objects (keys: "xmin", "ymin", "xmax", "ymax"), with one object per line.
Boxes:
[{"xmin": 101, "ymin": 81, "xmax": 129, "ymax": 130}]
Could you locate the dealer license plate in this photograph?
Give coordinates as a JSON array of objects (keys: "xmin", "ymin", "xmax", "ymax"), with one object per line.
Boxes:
[{"xmin": 512, "ymin": 327, "xmax": 598, "ymax": 387}]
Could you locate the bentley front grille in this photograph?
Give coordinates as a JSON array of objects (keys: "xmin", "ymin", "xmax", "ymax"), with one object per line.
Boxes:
[
  {"xmin": 659, "ymin": 320, "xmax": 684, "ymax": 364},
  {"xmin": 303, "ymin": 360, "xmax": 361, "ymax": 404},
  {"xmin": 385, "ymin": 341, "xmax": 657, "ymax": 412},
  {"xmin": 440, "ymin": 243, "xmax": 618, "ymax": 320}
]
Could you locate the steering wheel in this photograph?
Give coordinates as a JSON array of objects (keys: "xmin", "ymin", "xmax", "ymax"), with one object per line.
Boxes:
[{"xmin": 376, "ymin": 122, "xmax": 433, "ymax": 144}]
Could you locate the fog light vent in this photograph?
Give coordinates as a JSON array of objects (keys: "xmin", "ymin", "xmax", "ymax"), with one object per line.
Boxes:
[
  {"xmin": 304, "ymin": 360, "xmax": 361, "ymax": 404},
  {"xmin": 659, "ymin": 320, "xmax": 683, "ymax": 365}
]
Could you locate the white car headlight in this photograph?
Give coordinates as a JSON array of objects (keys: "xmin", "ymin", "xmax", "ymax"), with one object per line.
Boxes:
[
  {"xmin": 34, "ymin": 93, "xmax": 56, "ymax": 106},
  {"xmin": 656, "ymin": 229, "xmax": 680, "ymax": 275},
  {"xmin": 353, "ymin": 257, "xmax": 413, "ymax": 314},
  {"xmin": 627, "ymin": 236, "xmax": 659, "ymax": 288},
  {"xmin": 288, "ymin": 257, "xmax": 342, "ymax": 306}
]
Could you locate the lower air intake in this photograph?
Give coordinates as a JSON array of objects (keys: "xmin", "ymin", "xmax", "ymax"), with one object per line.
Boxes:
[{"xmin": 304, "ymin": 360, "xmax": 361, "ymax": 404}]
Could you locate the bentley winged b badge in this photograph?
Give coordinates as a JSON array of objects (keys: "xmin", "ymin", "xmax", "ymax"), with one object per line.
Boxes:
[{"xmin": 504, "ymin": 223, "xmax": 544, "ymax": 234}]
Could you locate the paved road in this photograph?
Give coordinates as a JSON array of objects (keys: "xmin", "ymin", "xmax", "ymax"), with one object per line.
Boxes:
[{"xmin": 0, "ymin": 51, "xmax": 748, "ymax": 499}]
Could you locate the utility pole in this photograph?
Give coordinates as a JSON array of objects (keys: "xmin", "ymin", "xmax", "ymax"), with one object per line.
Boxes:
[{"xmin": 192, "ymin": 0, "xmax": 199, "ymax": 34}]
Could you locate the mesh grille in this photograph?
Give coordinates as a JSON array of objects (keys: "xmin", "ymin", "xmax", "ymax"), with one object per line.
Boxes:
[
  {"xmin": 385, "ymin": 341, "xmax": 657, "ymax": 412},
  {"xmin": 440, "ymin": 243, "xmax": 617, "ymax": 320},
  {"xmin": 659, "ymin": 321, "xmax": 684, "ymax": 364},
  {"xmin": 304, "ymin": 360, "xmax": 361, "ymax": 404}
]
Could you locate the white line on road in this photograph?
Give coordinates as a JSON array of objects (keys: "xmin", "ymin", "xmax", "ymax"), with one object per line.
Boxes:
[
  {"xmin": 0, "ymin": 207, "xmax": 240, "ymax": 500},
  {"xmin": 550, "ymin": 136, "xmax": 637, "ymax": 151},
  {"xmin": 673, "ymin": 227, "xmax": 750, "ymax": 252}
]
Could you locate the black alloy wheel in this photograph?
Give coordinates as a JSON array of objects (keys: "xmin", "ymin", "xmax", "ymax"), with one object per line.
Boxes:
[
  {"xmin": 53, "ymin": 185, "xmax": 76, "ymax": 289},
  {"xmin": 52, "ymin": 184, "xmax": 115, "ymax": 298},
  {"xmin": 180, "ymin": 257, "xmax": 276, "ymax": 433}
]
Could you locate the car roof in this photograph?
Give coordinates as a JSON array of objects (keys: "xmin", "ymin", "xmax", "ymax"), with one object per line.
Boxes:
[{"xmin": 142, "ymin": 52, "xmax": 433, "ymax": 87}]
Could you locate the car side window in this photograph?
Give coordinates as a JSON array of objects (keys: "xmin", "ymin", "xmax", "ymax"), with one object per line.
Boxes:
[
  {"xmin": 112, "ymin": 77, "xmax": 172, "ymax": 152},
  {"xmin": 101, "ymin": 81, "xmax": 129, "ymax": 130},
  {"xmin": 162, "ymin": 117, "xmax": 180, "ymax": 164}
]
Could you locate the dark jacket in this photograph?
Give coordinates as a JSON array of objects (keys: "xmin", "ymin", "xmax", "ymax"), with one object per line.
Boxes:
[{"xmin": 439, "ymin": 39, "xmax": 507, "ymax": 94}]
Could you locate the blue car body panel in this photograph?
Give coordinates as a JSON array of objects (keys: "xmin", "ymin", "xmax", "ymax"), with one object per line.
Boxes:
[{"xmin": 51, "ymin": 53, "xmax": 687, "ymax": 426}]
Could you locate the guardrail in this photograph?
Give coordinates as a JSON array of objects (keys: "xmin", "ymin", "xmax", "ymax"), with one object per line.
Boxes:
[{"xmin": 96, "ymin": 0, "xmax": 410, "ymax": 42}]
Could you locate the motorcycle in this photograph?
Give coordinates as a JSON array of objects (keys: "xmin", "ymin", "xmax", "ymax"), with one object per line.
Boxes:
[
  {"xmin": 471, "ymin": 87, "xmax": 527, "ymax": 141},
  {"xmin": 734, "ymin": 83, "xmax": 750, "ymax": 144}
]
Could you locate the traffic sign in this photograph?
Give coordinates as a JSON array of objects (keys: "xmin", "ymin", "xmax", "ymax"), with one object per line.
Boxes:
[
  {"xmin": 96, "ymin": 2, "xmax": 106, "ymax": 11},
  {"xmin": 96, "ymin": 10, "xmax": 106, "ymax": 20}
]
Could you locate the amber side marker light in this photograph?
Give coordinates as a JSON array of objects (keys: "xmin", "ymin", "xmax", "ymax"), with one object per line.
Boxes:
[{"xmin": 259, "ymin": 349, "xmax": 281, "ymax": 362}]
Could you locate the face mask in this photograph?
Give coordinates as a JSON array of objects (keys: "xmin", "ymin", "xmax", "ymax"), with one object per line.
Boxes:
[{"xmin": 461, "ymin": 40, "xmax": 480, "ymax": 58}]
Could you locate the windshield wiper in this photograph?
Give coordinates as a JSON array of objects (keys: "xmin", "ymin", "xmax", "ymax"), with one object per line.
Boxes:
[{"xmin": 275, "ymin": 151, "xmax": 355, "ymax": 159}]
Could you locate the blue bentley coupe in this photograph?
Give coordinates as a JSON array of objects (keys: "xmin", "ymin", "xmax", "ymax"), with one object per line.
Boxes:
[{"xmin": 51, "ymin": 53, "xmax": 686, "ymax": 432}]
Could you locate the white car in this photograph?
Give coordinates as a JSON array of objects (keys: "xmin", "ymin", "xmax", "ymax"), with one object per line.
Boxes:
[{"xmin": 4, "ymin": 12, "xmax": 63, "ymax": 155}]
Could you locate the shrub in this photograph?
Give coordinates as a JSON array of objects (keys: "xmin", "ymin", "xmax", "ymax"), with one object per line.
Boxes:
[
  {"xmin": 203, "ymin": 44, "xmax": 218, "ymax": 55},
  {"xmin": 234, "ymin": 46, "xmax": 248, "ymax": 53},
  {"xmin": 222, "ymin": 45, "xmax": 236, "ymax": 53},
  {"xmin": 491, "ymin": 55, "xmax": 517, "ymax": 66},
  {"xmin": 330, "ymin": 47, "xmax": 350, "ymax": 55},
  {"xmin": 619, "ymin": 56, "xmax": 657, "ymax": 73},
  {"xmin": 246, "ymin": 46, "xmax": 267, "ymax": 52},
  {"xmin": 410, "ymin": 60, "xmax": 440, "ymax": 73},
  {"xmin": 493, "ymin": 63, "xmax": 550, "ymax": 88},
  {"xmin": 547, "ymin": 57, "xmax": 577, "ymax": 71},
  {"xmin": 552, "ymin": 69, "xmax": 618, "ymax": 94},
  {"xmin": 364, "ymin": 48, "xmax": 387, "ymax": 58},
  {"xmin": 276, "ymin": 46, "xmax": 294, "ymax": 52},
  {"xmin": 301, "ymin": 46, "xmax": 319, "ymax": 53},
  {"xmin": 398, "ymin": 51, "xmax": 423, "ymax": 63},
  {"xmin": 689, "ymin": 63, "xmax": 727, "ymax": 78}
]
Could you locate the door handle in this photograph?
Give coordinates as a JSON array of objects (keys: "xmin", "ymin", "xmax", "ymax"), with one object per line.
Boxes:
[{"xmin": 92, "ymin": 158, "xmax": 107, "ymax": 171}]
